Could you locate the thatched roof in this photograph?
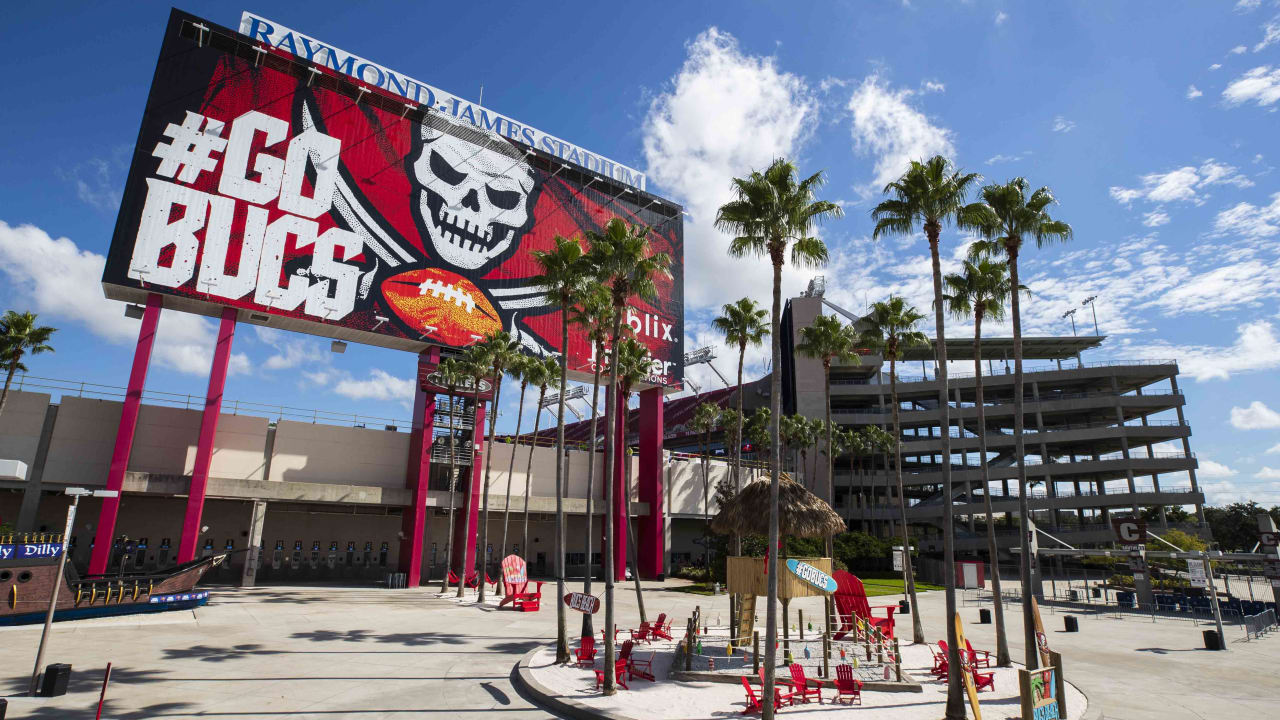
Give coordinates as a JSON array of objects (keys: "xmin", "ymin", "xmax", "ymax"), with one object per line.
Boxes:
[{"xmin": 711, "ymin": 474, "xmax": 845, "ymax": 539}]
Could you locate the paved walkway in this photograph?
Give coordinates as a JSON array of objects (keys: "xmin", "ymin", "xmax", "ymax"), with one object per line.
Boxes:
[{"xmin": 0, "ymin": 580, "xmax": 1275, "ymax": 718}]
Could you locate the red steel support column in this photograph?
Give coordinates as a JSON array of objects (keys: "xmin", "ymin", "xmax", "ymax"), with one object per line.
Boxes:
[
  {"xmin": 612, "ymin": 386, "xmax": 628, "ymax": 581},
  {"xmin": 177, "ymin": 307, "xmax": 238, "ymax": 564},
  {"xmin": 453, "ymin": 404, "xmax": 485, "ymax": 578},
  {"xmin": 637, "ymin": 387, "xmax": 664, "ymax": 579},
  {"xmin": 398, "ymin": 348, "xmax": 439, "ymax": 586},
  {"xmin": 90, "ymin": 293, "xmax": 162, "ymax": 576}
]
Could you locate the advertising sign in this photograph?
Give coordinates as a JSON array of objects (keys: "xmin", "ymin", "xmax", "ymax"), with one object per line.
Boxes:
[
  {"xmin": 1019, "ymin": 666, "xmax": 1061, "ymax": 720},
  {"xmin": 785, "ymin": 559, "xmax": 838, "ymax": 594},
  {"xmin": 1111, "ymin": 517, "xmax": 1148, "ymax": 546},
  {"xmin": 0, "ymin": 543, "xmax": 63, "ymax": 560},
  {"xmin": 103, "ymin": 10, "xmax": 684, "ymax": 386},
  {"xmin": 563, "ymin": 592, "xmax": 600, "ymax": 614}
]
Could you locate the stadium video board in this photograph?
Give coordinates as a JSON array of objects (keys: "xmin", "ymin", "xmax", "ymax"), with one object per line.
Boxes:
[{"xmin": 102, "ymin": 10, "xmax": 684, "ymax": 386}]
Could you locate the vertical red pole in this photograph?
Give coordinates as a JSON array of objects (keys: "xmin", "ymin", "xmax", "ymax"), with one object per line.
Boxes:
[
  {"xmin": 637, "ymin": 387, "xmax": 664, "ymax": 579},
  {"xmin": 454, "ymin": 404, "xmax": 485, "ymax": 578},
  {"xmin": 399, "ymin": 348, "xmax": 439, "ymax": 586},
  {"xmin": 177, "ymin": 307, "xmax": 237, "ymax": 564},
  {"xmin": 612, "ymin": 385, "xmax": 628, "ymax": 581},
  {"xmin": 89, "ymin": 294, "xmax": 161, "ymax": 576}
]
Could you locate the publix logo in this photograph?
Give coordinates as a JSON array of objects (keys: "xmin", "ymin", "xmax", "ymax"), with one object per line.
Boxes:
[{"xmin": 785, "ymin": 559, "xmax": 838, "ymax": 593}]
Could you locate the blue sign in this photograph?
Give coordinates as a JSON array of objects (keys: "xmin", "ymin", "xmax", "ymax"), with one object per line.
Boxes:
[
  {"xmin": 0, "ymin": 543, "xmax": 64, "ymax": 560},
  {"xmin": 149, "ymin": 590, "xmax": 210, "ymax": 604},
  {"xmin": 785, "ymin": 559, "xmax": 837, "ymax": 593}
]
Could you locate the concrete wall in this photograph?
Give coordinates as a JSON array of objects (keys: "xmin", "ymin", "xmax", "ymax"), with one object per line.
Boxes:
[
  {"xmin": 0, "ymin": 390, "xmax": 49, "ymax": 471},
  {"xmin": 269, "ymin": 420, "xmax": 409, "ymax": 488}
]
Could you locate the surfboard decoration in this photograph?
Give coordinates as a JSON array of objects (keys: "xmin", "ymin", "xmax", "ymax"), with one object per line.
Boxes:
[{"xmin": 786, "ymin": 559, "xmax": 838, "ymax": 594}]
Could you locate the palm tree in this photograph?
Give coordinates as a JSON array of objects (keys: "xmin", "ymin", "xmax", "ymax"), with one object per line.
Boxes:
[
  {"xmin": 521, "ymin": 356, "xmax": 559, "ymax": 565},
  {"xmin": 532, "ymin": 233, "xmax": 592, "ymax": 665},
  {"xmin": 862, "ymin": 297, "xmax": 929, "ymax": 645},
  {"xmin": 830, "ymin": 425, "xmax": 855, "ymax": 520},
  {"xmin": 583, "ymin": 217, "xmax": 671, "ymax": 695},
  {"xmin": 569, "ymin": 283, "xmax": 615, "ymax": 639},
  {"xmin": 860, "ymin": 426, "xmax": 894, "ymax": 533},
  {"xmin": 872, "ymin": 155, "xmax": 985, "ymax": 718},
  {"xmin": 942, "ymin": 257, "xmax": 1022, "ymax": 667},
  {"xmin": 455, "ymin": 347, "xmax": 490, "ymax": 599},
  {"xmin": 0, "ymin": 311, "xmax": 55, "ymax": 417},
  {"xmin": 715, "ymin": 158, "xmax": 841, "ymax": 717},
  {"xmin": 473, "ymin": 331, "xmax": 521, "ymax": 604},
  {"xmin": 712, "ymin": 297, "xmax": 769, "ymax": 555},
  {"xmin": 614, "ymin": 337, "xmax": 655, "ymax": 623},
  {"xmin": 690, "ymin": 402, "xmax": 722, "ymax": 574},
  {"xmin": 779, "ymin": 414, "xmax": 804, "ymax": 477},
  {"xmin": 968, "ymin": 177, "xmax": 1072, "ymax": 669},
  {"xmin": 436, "ymin": 358, "xmax": 466, "ymax": 594},
  {"xmin": 500, "ymin": 354, "xmax": 532, "ymax": 563},
  {"xmin": 797, "ymin": 314, "xmax": 859, "ymax": 554}
]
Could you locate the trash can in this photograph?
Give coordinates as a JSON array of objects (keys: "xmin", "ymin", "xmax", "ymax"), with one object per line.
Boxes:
[
  {"xmin": 1069, "ymin": 590, "xmax": 1079, "ymax": 601},
  {"xmin": 1091, "ymin": 587, "xmax": 1101, "ymax": 598},
  {"xmin": 979, "ymin": 608, "xmax": 992, "ymax": 624},
  {"xmin": 1203, "ymin": 630, "xmax": 1222, "ymax": 650},
  {"xmin": 899, "ymin": 599, "xmax": 910, "ymax": 615},
  {"xmin": 0, "ymin": 697, "xmax": 8, "ymax": 719},
  {"xmin": 1064, "ymin": 615, "xmax": 1079, "ymax": 632},
  {"xmin": 38, "ymin": 663, "xmax": 71, "ymax": 697}
]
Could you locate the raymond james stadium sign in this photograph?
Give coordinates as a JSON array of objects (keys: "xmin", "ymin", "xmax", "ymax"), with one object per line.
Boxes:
[{"xmin": 238, "ymin": 12, "xmax": 647, "ymax": 191}]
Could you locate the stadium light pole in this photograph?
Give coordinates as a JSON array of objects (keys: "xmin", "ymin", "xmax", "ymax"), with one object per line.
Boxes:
[
  {"xmin": 30, "ymin": 488, "xmax": 118, "ymax": 696},
  {"xmin": 1082, "ymin": 295, "xmax": 1099, "ymax": 336},
  {"xmin": 1061, "ymin": 309, "xmax": 1077, "ymax": 336}
]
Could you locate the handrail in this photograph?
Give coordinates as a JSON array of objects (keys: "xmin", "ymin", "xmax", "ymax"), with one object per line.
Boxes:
[
  {"xmin": 833, "ymin": 358, "xmax": 1177, "ymax": 385},
  {"xmin": 834, "ymin": 388, "xmax": 1182, "ymax": 415}
]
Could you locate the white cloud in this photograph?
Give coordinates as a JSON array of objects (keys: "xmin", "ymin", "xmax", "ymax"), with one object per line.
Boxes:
[
  {"xmin": 1236, "ymin": 0, "xmax": 1261, "ymax": 12},
  {"xmin": 253, "ymin": 327, "xmax": 329, "ymax": 371},
  {"xmin": 1223, "ymin": 66, "xmax": 1280, "ymax": 107},
  {"xmin": 1267, "ymin": 443, "xmax": 1280, "ymax": 455},
  {"xmin": 0, "ymin": 221, "xmax": 248, "ymax": 376},
  {"xmin": 1108, "ymin": 159, "xmax": 1253, "ymax": 207},
  {"xmin": 1210, "ymin": 63, "xmax": 1223, "ymax": 71},
  {"xmin": 1051, "ymin": 116, "xmax": 1076, "ymax": 133},
  {"xmin": 920, "ymin": 79, "xmax": 946, "ymax": 93},
  {"xmin": 1254, "ymin": 15, "xmax": 1280, "ymax": 51},
  {"xmin": 642, "ymin": 27, "xmax": 818, "ymax": 315},
  {"xmin": 1231, "ymin": 45, "xmax": 1249, "ymax": 54},
  {"xmin": 1198, "ymin": 459, "xmax": 1237, "ymax": 478},
  {"xmin": 994, "ymin": 11, "xmax": 1008, "ymax": 25},
  {"xmin": 985, "ymin": 151, "xmax": 1031, "ymax": 165},
  {"xmin": 57, "ymin": 158, "xmax": 121, "ymax": 212},
  {"xmin": 1186, "ymin": 84, "xmax": 1203, "ymax": 99},
  {"xmin": 1120, "ymin": 321, "xmax": 1280, "ymax": 381},
  {"xmin": 1258, "ymin": 466, "xmax": 1280, "ymax": 479},
  {"xmin": 1142, "ymin": 209, "xmax": 1170, "ymax": 227},
  {"xmin": 1231, "ymin": 400, "xmax": 1280, "ymax": 429},
  {"xmin": 333, "ymin": 368, "xmax": 414, "ymax": 403},
  {"xmin": 1147, "ymin": 261, "xmax": 1280, "ymax": 314},
  {"xmin": 846, "ymin": 73, "xmax": 956, "ymax": 190},
  {"xmin": 1213, "ymin": 192, "xmax": 1280, "ymax": 239}
]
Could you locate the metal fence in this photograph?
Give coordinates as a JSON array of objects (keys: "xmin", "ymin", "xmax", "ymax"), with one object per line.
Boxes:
[{"xmin": 1242, "ymin": 609, "xmax": 1278, "ymax": 640}]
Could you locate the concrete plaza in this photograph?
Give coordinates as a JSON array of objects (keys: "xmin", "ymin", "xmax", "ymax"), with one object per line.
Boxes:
[{"xmin": 0, "ymin": 580, "xmax": 1276, "ymax": 719}]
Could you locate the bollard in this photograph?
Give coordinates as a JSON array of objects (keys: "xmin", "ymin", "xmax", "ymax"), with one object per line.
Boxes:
[
  {"xmin": 753, "ymin": 630, "xmax": 760, "ymax": 674},
  {"xmin": 893, "ymin": 638, "xmax": 902, "ymax": 681},
  {"xmin": 822, "ymin": 632, "xmax": 830, "ymax": 678},
  {"xmin": 799, "ymin": 610, "xmax": 804, "ymax": 640},
  {"xmin": 686, "ymin": 619, "xmax": 694, "ymax": 671}
]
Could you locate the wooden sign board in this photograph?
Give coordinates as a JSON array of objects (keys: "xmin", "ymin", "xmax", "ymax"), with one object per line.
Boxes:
[
  {"xmin": 954, "ymin": 613, "xmax": 982, "ymax": 720},
  {"xmin": 786, "ymin": 559, "xmax": 838, "ymax": 594},
  {"xmin": 1031, "ymin": 597, "xmax": 1052, "ymax": 669},
  {"xmin": 1019, "ymin": 666, "xmax": 1062, "ymax": 720},
  {"xmin": 563, "ymin": 592, "xmax": 600, "ymax": 614}
]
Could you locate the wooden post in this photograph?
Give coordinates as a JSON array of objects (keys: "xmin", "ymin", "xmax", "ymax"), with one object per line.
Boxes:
[
  {"xmin": 753, "ymin": 630, "xmax": 760, "ymax": 674},
  {"xmin": 823, "ymin": 631, "xmax": 830, "ymax": 678},
  {"xmin": 864, "ymin": 618, "xmax": 872, "ymax": 661},
  {"xmin": 799, "ymin": 609, "xmax": 804, "ymax": 640},
  {"xmin": 893, "ymin": 637, "xmax": 902, "ymax": 681},
  {"xmin": 1049, "ymin": 650, "xmax": 1067, "ymax": 720},
  {"xmin": 685, "ymin": 618, "xmax": 694, "ymax": 671},
  {"xmin": 782, "ymin": 598, "xmax": 790, "ymax": 654}
]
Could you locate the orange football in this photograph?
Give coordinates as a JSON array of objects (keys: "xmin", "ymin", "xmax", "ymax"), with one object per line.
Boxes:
[{"xmin": 381, "ymin": 267, "xmax": 502, "ymax": 347}]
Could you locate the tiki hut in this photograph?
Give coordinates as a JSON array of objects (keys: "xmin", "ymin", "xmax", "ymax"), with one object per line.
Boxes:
[{"xmin": 711, "ymin": 474, "xmax": 845, "ymax": 539}]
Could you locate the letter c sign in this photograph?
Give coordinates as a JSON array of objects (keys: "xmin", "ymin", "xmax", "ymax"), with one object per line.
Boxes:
[{"xmin": 1111, "ymin": 517, "xmax": 1148, "ymax": 546}]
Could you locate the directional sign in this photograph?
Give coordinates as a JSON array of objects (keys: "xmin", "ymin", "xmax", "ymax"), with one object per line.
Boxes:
[
  {"xmin": 563, "ymin": 592, "xmax": 600, "ymax": 614},
  {"xmin": 786, "ymin": 559, "xmax": 838, "ymax": 594},
  {"xmin": 1111, "ymin": 517, "xmax": 1148, "ymax": 546}
]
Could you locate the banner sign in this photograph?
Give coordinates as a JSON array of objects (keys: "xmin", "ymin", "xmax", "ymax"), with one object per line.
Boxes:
[
  {"xmin": 786, "ymin": 559, "xmax": 838, "ymax": 594},
  {"xmin": 103, "ymin": 10, "xmax": 684, "ymax": 386},
  {"xmin": 239, "ymin": 12, "xmax": 647, "ymax": 192},
  {"xmin": 0, "ymin": 543, "xmax": 63, "ymax": 560},
  {"xmin": 1019, "ymin": 666, "xmax": 1061, "ymax": 720},
  {"xmin": 149, "ymin": 590, "xmax": 211, "ymax": 604},
  {"xmin": 563, "ymin": 592, "xmax": 600, "ymax": 614}
]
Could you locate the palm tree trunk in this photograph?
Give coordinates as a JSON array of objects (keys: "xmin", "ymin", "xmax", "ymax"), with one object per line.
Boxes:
[
  {"xmin": 554, "ymin": 309, "xmax": 570, "ymax": 665},
  {"xmin": 457, "ymin": 387, "xmax": 480, "ymax": 598},
  {"xmin": 702, "ymin": 430, "xmax": 711, "ymax": 576},
  {"xmin": 0, "ymin": 360, "xmax": 18, "ymax": 418},
  {"xmin": 622, "ymin": 418, "xmax": 646, "ymax": 625},
  {"xmin": 440, "ymin": 391, "xmax": 460, "ymax": 593},
  {"xmin": 824, "ymin": 366, "xmax": 836, "ymax": 557},
  {"xmin": 891, "ymin": 358, "xmax": 925, "ymax": 644},
  {"xmin": 975, "ymin": 312, "xmax": 1011, "ymax": 666},
  {"xmin": 582, "ymin": 352, "xmax": 603, "ymax": 640},
  {"xmin": 734, "ymin": 344, "xmax": 746, "ymax": 556},
  {"xmin": 477, "ymin": 373, "xmax": 503, "ymax": 603},
  {"xmin": 523, "ymin": 387, "xmax": 545, "ymax": 562},
  {"xmin": 501, "ymin": 382, "xmax": 528, "ymax": 566},
  {"xmin": 602, "ymin": 314, "xmax": 623, "ymax": 696},
  {"xmin": 1009, "ymin": 246, "xmax": 1037, "ymax": 669},
  {"xmin": 763, "ymin": 256, "xmax": 782, "ymax": 720}
]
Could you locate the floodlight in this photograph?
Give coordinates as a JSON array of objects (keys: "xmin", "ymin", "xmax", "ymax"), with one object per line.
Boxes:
[
  {"xmin": 124, "ymin": 304, "xmax": 145, "ymax": 319},
  {"xmin": 331, "ymin": 341, "xmax": 348, "ymax": 354}
]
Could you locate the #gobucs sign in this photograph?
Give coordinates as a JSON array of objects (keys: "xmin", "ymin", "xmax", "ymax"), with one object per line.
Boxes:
[
  {"xmin": 103, "ymin": 10, "xmax": 684, "ymax": 385},
  {"xmin": 785, "ymin": 559, "xmax": 837, "ymax": 594}
]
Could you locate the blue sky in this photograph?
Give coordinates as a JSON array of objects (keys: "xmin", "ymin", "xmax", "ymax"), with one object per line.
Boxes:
[{"xmin": 2, "ymin": 2, "xmax": 1278, "ymax": 505}]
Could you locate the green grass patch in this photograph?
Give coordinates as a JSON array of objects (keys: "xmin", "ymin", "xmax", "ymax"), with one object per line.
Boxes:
[{"xmin": 667, "ymin": 583, "xmax": 718, "ymax": 596}]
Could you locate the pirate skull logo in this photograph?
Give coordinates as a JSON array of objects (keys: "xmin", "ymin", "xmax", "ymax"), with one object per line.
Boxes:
[{"xmin": 411, "ymin": 119, "xmax": 535, "ymax": 271}]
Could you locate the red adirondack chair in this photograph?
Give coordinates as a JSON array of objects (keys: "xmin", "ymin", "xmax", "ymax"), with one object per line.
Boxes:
[
  {"xmin": 833, "ymin": 664, "xmax": 862, "ymax": 705},
  {"xmin": 629, "ymin": 649, "xmax": 655, "ymax": 681},
  {"xmin": 965, "ymin": 638, "xmax": 993, "ymax": 668},
  {"xmin": 740, "ymin": 677, "xmax": 790, "ymax": 714},
  {"xmin": 643, "ymin": 612, "xmax": 673, "ymax": 641},
  {"xmin": 575, "ymin": 636, "xmax": 597, "ymax": 668},
  {"xmin": 832, "ymin": 571, "xmax": 896, "ymax": 640},
  {"xmin": 787, "ymin": 663, "xmax": 823, "ymax": 704},
  {"xmin": 629, "ymin": 625, "xmax": 652, "ymax": 644},
  {"xmin": 594, "ymin": 660, "xmax": 628, "ymax": 691},
  {"xmin": 969, "ymin": 665, "xmax": 996, "ymax": 693},
  {"xmin": 496, "ymin": 555, "xmax": 542, "ymax": 611},
  {"xmin": 930, "ymin": 642, "xmax": 950, "ymax": 679},
  {"xmin": 447, "ymin": 570, "xmax": 463, "ymax": 587},
  {"xmin": 757, "ymin": 668, "xmax": 796, "ymax": 704}
]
